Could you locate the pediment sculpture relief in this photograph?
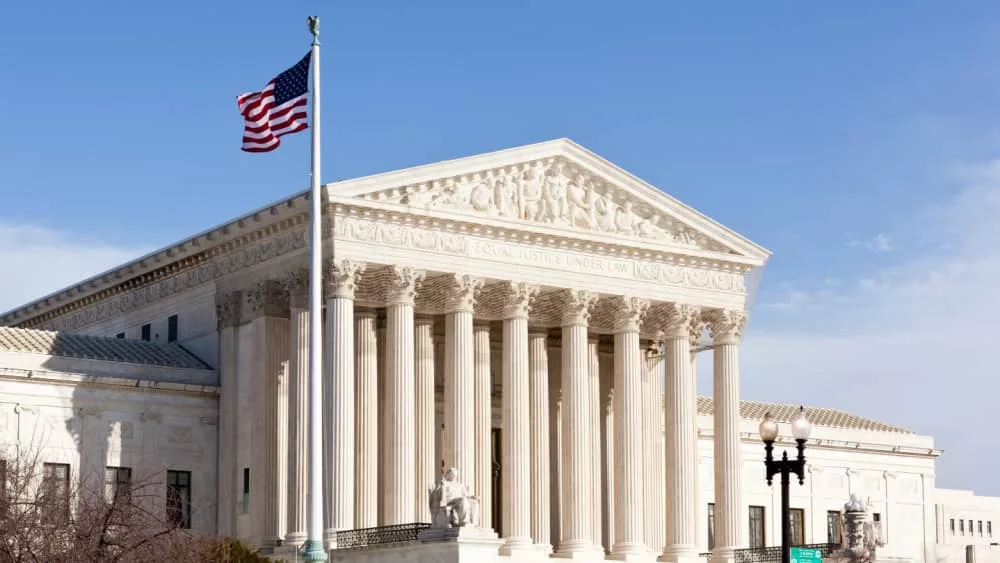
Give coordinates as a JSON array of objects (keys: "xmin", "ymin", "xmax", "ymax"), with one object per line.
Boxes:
[{"xmin": 363, "ymin": 158, "xmax": 728, "ymax": 252}]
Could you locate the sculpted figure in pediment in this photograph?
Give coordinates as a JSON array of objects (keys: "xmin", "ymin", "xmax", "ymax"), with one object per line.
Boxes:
[{"xmin": 382, "ymin": 158, "xmax": 715, "ymax": 247}]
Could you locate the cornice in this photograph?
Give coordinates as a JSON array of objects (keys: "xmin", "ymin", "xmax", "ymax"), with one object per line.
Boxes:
[
  {"xmin": 0, "ymin": 367, "xmax": 219, "ymax": 398},
  {"xmin": 329, "ymin": 200, "xmax": 758, "ymax": 274},
  {"xmin": 1, "ymin": 194, "xmax": 311, "ymax": 327}
]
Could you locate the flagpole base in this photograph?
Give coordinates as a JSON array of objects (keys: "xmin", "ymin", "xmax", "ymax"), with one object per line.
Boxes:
[{"xmin": 302, "ymin": 539, "xmax": 329, "ymax": 562}]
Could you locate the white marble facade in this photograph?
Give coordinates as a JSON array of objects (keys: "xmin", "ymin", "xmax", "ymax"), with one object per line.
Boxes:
[{"xmin": 0, "ymin": 139, "xmax": 989, "ymax": 563}]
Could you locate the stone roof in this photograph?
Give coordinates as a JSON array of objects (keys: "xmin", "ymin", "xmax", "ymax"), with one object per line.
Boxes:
[
  {"xmin": 0, "ymin": 327, "xmax": 211, "ymax": 370},
  {"xmin": 696, "ymin": 396, "xmax": 912, "ymax": 434}
]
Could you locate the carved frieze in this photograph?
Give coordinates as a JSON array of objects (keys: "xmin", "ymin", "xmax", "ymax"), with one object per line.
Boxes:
[
  {"xmin": 335, "ymin": 215, "xmax": 746, "ymax": 293},
  {"xmin": 361, "ymin": 157, "xmax": 727, "ymax": 252}
]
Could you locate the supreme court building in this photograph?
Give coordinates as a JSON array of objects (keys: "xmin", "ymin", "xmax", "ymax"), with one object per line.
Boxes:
[{"xmin": 2, "ymin": 139, "xmax": 957, "ymax": 562}]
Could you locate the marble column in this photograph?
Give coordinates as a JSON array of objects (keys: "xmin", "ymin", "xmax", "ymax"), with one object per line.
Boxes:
[
  {"xmin": 548, "ymin": 342, "xmax": 563, "ymax": 547},
  {"xmin": 661, "ymin": 305, "xmax": 700, "ymax": 563},
  {"xmin": 354, "ymin": 310, "xmax": 379, "ymax": 527},
  {"xmin": 529, "ymin": 329, "xmax": 552, "ymax": 552},
  {"xmin": 589, "ymin": 336, "xmax": 603, "ymax": 551},
  {"xmin": 556, "ymin": 289, "xmax": 601, "ymax": 559},
  {"xmin": 323, "ymin": 260, "xmax": 364, "ymax": 541},
  {"xmin": 501, "ymin": 282, "xmax": 539, "ymax": 555},
  {"xmin": 384, "ymin": 266, "xmax": 425, "ymax": 524},
  {"xmin": 215, "ymin": 290, "xmax": 241, "ymax": 537},
  {"xmin": 415, "ymin": 315, "xmax": 437, "ymax": 523},
  {"xmin": 650, "ymin": 352, "xmax": 666, "ymax": 556},
  {"xmin": 377, "ymin": 318, "xmax": 388, "ymax": 525},
  {"xmin": 610, "ymin": 297, "xmax": 650, "ymax": 561},
  {"xmin": 444, "ymin": 275, "xmax": 483, "ymax": 489},
  {"xmin": 639, "ymin": 347, "xmax": 655, "ymax": 555},
  {"xmin": 474, "ymin": 321, "xmax": 493, "ymax": 529},
  {"xmin": 706, "ymin": 310, "xmax": 747, "ymax": 563},
  {"xmin": 284, "ymin": 273, "xmax": 309, "ymax": 546},
  {"xmin": 246, "ymin": 280, "xmax": 290, "ymax": 553}
]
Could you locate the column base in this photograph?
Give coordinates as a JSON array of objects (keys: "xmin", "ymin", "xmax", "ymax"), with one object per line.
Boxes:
[
  {"xmin": 500, "ymin": 536, "xmax": 543, "ymax": 558},
  {"xmin": 553, "ymin": 542, "xmax": 606, "ymax": 561},
  {"xmin": 707, "ymin": 548, "xmax": 736, "ymax": 563},
  {"xmin": 658, "ymin": 548, "xmax": 702, "ymax": 563},
  {"xmin": 323, "ymin": 528, "xmax": 338, "ymax": 551},
  {"xmin": 285, "ymin": 531, "xmax": 307, "ymax": 547},
  {"xmin": 608, "ymin": 551, "xmax": 656, "ymax": 562},
  {"xmin": 535, "ymin": 542, "xmax": 554, "ymax": 554},
  {"xmin": 609, "ymin": 543, "xmax": 656, "ymax": 562}
]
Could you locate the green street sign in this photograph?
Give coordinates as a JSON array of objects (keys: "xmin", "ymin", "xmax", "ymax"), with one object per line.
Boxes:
[{"xmin": 790, "ymin": 547, "xmax": 823, "ymax": 563}]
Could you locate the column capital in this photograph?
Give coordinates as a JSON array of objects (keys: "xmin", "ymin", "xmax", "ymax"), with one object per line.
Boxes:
[
  {"xmin": 415, "ymin": 314, "xmax": 436, "ymax": 327},
  {"xmin": 385, "ymin": 266, "xmax": 425, "ymax": 306},
  {"xmin": 612, "ymin": 296, "xmax": 649, "ymax": 334},
  {"xmin": 216, "ymin": 290, "xmax": 242, "ymax": 330},
  {"xmin": 654, "ymin": 303, "xmax": 700, "ymax": 340},
  {"xmin": 528, "ymin": 328, "xmax": 548, "ymax": 340},
  {"xmin": 560, "ymin": 289, "xmax": 597, "ymax": 327},
  {"xmin": 705, "ymin": 309, "xmax": 747, "ymax": 345},
  {"xmin": 285, "ymin": 268, "xmax": 309, "ymax": 309},
  {"xmin": 503, "ymin": 281, "xmax": 540, "ymax": 319},
  {"xmin": 246, "ymin": 279, "xmax": 289, "ymax": 318},
  {"xmin": 324, "ymin": 258, "xmax": 366, "ymax": 300},
  {"xmin": 445, "ymin": 274, "xmax": 484, "ymax": 313}
]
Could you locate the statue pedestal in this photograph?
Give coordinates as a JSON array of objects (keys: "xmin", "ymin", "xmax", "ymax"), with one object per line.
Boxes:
[{"xmin": 415, "ymin": 526, "xmax": 503, "ymax": 563}]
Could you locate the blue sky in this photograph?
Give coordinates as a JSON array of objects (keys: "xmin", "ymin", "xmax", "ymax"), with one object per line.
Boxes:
[{"xmin": 3, "ymin": 2, "xmax": 1000, "ymax": 495}]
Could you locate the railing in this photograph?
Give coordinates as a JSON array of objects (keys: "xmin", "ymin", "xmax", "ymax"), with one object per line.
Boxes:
[
  {"xmin": 699, "ymin": 543, "xmax": 838, "ymax": 563},
  {"xmin": 334, "ymin": 523, "xmax": 431, "ymax": 549}
]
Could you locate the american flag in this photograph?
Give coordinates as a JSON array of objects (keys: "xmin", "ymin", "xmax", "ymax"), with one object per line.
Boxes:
[{"xmin": 237, "ymin": 53, "xmax": 311, "ymax": 152}]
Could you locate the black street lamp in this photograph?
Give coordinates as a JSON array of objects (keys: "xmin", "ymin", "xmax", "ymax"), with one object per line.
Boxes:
[{"xmin": 758, "ymin": 407, "xmax": 812, "ymax": 563}]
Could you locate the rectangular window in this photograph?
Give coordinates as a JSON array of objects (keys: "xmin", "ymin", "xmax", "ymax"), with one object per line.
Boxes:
[
  {"xmin": 242, "ymin": 467, "xmax": 250, "ymax": 513},
  {"xmin": 42, "ymin": 463, "xmax": 70, "ymax": 517},
  {"xmin": 979, "ymin": 521, "xmax": 984, "ymax": 536},
  {"xmin": 708, "ymin": 503, "xmax": 715, "ymax": 550},
  {"xmin": 749, "ymin": 505, "xmax": 766, "ymax": 548},
  {"xmin": 950, "ymin": 518, "xmax": 956, "ymax": 535},
  {"xmin": 167, "ymin": 315, "xmax": 178, "ymax": 343},
  {"xmin": 989, "ymin": 521, "xmax": 992, "ymax": 537},
  {"xmin": 961, "ymin": 519, "xmax": 965, "ymax": 534},
  {"xmin": 166, "ymin": 470, "xmax": 191, "ymax": 528},
  {"xmin": 116, "ymin": 332, "xmax": 125, "ymax": 339},
  {"xmin": 105, "ymin": 466, "xmax": 132, "ymax": 505},
  {"xmin": 140, "ymin": 324, "xmax": 151, "ymax": 341},
  {"xmin": 970, "ymin": 520, "xmax": 974, "ymax": 536},
  {"xmin": 828, "ymin": 511, "xmax": 844, "ymax": 544},
  {"xmin": 790, "ymin": 508, "xmax": 805, "ymax": 545}
]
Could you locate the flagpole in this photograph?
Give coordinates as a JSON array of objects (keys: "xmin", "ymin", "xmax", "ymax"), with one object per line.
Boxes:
[{"xmin": 304, "ymin": 14, "xmax": 328, "ymax": 563}]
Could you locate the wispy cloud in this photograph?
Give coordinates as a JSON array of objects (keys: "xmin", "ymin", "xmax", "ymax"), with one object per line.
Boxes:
[
  {"xmin": 848, "ymin": 233, "xmax": 893, "ymax": 252},
  {"xmin": 0, "ymin": 224, "xmax": 152, "ymax": 315},
  {"xmin": 715, "ymin": 159, "xmax": 1000, "ymax": 496}
]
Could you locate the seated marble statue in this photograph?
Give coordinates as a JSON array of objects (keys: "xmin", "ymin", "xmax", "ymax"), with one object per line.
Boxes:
[{"xmin": 428, "ymin": 467, "xmax": 480, "ymax": 528}]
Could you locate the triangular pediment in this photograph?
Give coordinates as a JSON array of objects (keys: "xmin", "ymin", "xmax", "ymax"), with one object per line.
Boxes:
[{"xmin": 328, "ymin": 139, "xmax": 770, "ymax": 262}]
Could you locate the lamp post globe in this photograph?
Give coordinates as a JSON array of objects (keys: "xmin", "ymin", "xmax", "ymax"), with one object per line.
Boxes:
[
  {"xmin": 759, "ymin": 412, "xmax": 779, "ymax": 443},
  {"xmin": 791, "ymin": 406, "xmax": 812, "ymax": 442}
]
